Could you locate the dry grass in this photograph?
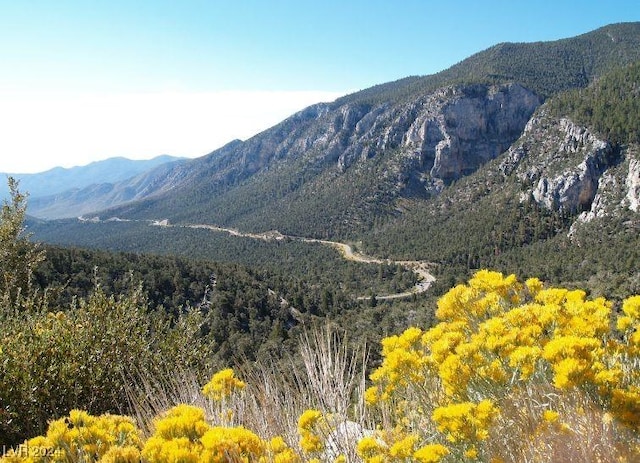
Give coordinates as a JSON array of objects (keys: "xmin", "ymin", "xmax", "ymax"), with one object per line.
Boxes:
[
  {"xmin": 488, "ymin": 384, "xmax": 638, "ymax": 463},
  {"xmin": 125, "ymin": 323, "xmax": 371, "ymax": 460},
  {"xmin": 124, "ymin": 323, "xmax": 640, "ymax": 462}
]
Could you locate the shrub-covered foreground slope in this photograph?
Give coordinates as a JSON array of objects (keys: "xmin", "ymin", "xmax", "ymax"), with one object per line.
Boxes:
[
  {"xmin": 3, "ymin": 271, "xmax": 639, "ymax": 462},
  {"xmin": 1, "ymin": 181, "xmax": 430, "ymax": 448}
]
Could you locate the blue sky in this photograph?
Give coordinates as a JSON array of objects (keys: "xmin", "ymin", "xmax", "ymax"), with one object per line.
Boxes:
[{"xmin": 1, "ymin": 0, "xmax": 638, "ymax": 173}]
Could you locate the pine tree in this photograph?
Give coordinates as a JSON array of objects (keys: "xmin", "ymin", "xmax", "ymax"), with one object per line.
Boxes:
[{"xmin": 0, "ymin": 177, "xmax": 44, "ymax": 307}]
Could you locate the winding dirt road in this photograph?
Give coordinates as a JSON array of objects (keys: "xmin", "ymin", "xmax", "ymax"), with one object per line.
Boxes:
[{"xmin": 170, "ymin": 222, "xmax": 435, "ymax": 300}]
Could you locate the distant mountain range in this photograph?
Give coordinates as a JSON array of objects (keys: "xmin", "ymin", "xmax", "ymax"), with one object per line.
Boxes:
[
  {"xmin": 29, "ymin": 22, "xmax": 640, "ymax": 294},
  {"xmin": 1, "ymin": 155, "xmax": 185, "ymax": 218}
]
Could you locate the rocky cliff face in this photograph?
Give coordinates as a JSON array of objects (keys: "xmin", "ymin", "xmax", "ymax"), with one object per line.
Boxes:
[
  {"xmin": 530, "ymin": 119, "xmax": 614, "ymax": 212},
  {"xmin": 400, "ymin": 84, "xmax": 540, "ymax": 191},
  {"xmin": 497, "ymin": 108, "xmax": 640, "ymax": 233},
  {"xmin": 503, "ymin": 113, "xmax": 618, "ymax": 213},
  {"xmin": 258, "ymin": 83, "xmax": 541, "ymax": 194},
  {"xmin": 53, "ymin": 77, "xmax": 637, "ymax": 240},
  {"xmin": 626, "ymin": 158, "xmax": 640, "ymax": 212},
  {"xmin": 309, "ymin": 84, "xmax": 540, "ymax": 192},
  {"xmin": 24, "ymin": 83, "xmax": 541, "ymax": 221}
]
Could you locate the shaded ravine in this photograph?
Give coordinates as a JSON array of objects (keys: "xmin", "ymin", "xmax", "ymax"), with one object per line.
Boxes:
[{"xmin": 179, "ymin": 223, "xmax": 435, "ymax": 300}]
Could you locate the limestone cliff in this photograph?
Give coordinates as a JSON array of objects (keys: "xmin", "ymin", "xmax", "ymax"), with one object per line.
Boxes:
[
  {"xmin": 626, "ymin": 158, "xmax": 640, "ymax": 212},
  {"xmin": 320, "ymin": 84, "xmax": 538, "ymax": 192},
  {"xmin": 497, "ymin": 107, "xmax": 639, "ymax": 235},
  {"xmin": 504, "ymin": 113, "xmax": 618, "ymax": 213},
  {"xmin": 270, "ymin": 82, "xmax": 540, "ymax": 195}
]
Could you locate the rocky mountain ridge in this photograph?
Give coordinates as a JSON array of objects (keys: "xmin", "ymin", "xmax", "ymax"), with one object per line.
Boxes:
[
  {"xmin": 317, "ymin": 83, "xmax": 541, "ymax": 191},
  {"xmin": 29, "ymin": 24, "xmax": 640, "ymax": 248},
  {"xmin": 92, "ymin": 82, "xmax": 540, "ymax": 236},
  {"xmin": 502, "ymin": 113, "xmax": 620, "ymax": 213},
  {"xmin": 58, "ymin": 23, "xmax": 637, "ymax": 235}
]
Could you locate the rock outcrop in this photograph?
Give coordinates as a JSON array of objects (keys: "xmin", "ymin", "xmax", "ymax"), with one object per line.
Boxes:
[
  {"xmin": 326, "ymin": 83, "xmax": 540, "ymax": 193},
  {"xmin": 131, "ymin": 82, "xmax": 542, "ymax": 212},
  {"xmin": 23, "ymin": 83, "xmax": 541, "ymax": 220},
  {"xmin": 626, "ymin": 158, "xmax": 640, "ymax": 212},
  {"xmin": 513, "ymin": 115, "xmax": 617, "ymax": 213}
]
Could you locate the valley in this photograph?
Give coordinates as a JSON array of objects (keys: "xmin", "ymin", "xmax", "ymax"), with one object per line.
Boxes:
[
  {"xmin": 173, "ymin": 221, "xmax": 435, "ymax": 300},
  {"xmin": 3, "ymin": 21, "xmax": 640, "ymax": 456},
  {"xmin": 92, "ymin": 217, "xmax": 437, "ymax": 300}
]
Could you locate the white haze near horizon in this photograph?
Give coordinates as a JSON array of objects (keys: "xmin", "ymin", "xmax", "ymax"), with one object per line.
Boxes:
[{"xmin": 0, "ymin": 89, "xmax": 345, "ymax": 174}]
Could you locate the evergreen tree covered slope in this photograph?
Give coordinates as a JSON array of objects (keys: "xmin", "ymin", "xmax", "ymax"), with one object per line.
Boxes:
[
  {"xmin": 29, "ymin": 24, "xmax": 640, "ymax": 299},
  {"xmin": 75, "ymin": 23, "xmax": 640, "ymax": 238},
  {"xmin": 362, "ymin": 62, "xmax": 640, "ymax": 296}
]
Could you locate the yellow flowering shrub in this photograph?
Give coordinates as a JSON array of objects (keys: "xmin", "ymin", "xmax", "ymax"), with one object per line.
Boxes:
[
  {"xmin": 3, "ymin": 273, "xmax": 640, "ymax": 462},
  {"xmin": 141, "ymin": 400, "xmax": 298, "ymax": 463},
  {"xmin": 3, "ymin": 409, "xmax": 297, "ymax": 463},
  {"xmin": 356, "ymin": 435, "xmax": 386, "ymax": 462},
  {"xmin": 362, "ymin": 270, "xmax": 640, "ymax": 461},
  {"xmin": 618, "ymin": 295, "xmax": 640, "ymax": 354},
  {"xmin": 264, "ymin": 436, "xmax": 301, "ymax": 463},
  {"xmin": 138, "ymin": 369, "xmax": 301, "ymax": 463},
  {"xmin": 141, "ymin": 404, "xmax": 210, "ymax": 462},
  {"xmin": 0, "ymin": 410, "xmax": 142, "ymax": 463},
  {"xmin": 432, "ymin": 400, "xmax": 499, "ymax": 442},
  {"xmin": 297, "ymin": 409, "xmax": 326, "ymax": 454},
  {"xmin": 356, "ymin": 431, "xmax": 452, "ymax": 463},
  {"xmin": 200, "ymin": 426, "xmax": 266, "ymax": 462},
  {"xmin": 202, "ymin": 368, "xmax": 246, "ymax": 401},
  {"xmin": 413, "ymin": 443, "xmax": 450, "ymax": 463}
]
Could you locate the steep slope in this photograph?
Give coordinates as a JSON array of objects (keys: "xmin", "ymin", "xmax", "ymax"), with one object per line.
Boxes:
[
  {"xmin": 93, "ymin": 23, "xmax": 640, "ymax": 238},
  {"xmin": 361, "ymin": 62, "xmax": 640, "ymax": 295},
  {"xmin": 334, "ymin": 22, "xmax": 640, "ymax": 105},
  {"xmin": 29, "ymin": 23, "xmax": 640, "ymax": 290},
  {"xmin": 106, "ymin": 82, "xmax": 538, "ymax": 236}
]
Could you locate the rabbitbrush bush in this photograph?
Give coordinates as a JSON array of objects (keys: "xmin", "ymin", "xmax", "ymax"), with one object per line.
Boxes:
[
  {"xmin": 362, "ymin": 270, "xmax": 640, "ymax": 462},
  {"xmin": 2, "ymin": 270, "xmax": 640, "ymax": 462}
]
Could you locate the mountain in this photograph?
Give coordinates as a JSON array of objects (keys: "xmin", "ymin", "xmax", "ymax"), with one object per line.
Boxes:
[
  {"xmin": 29, "ymin": 23, "xmax": 640, "ymax": 294},
  {"xmin": 26, "ymin": 157, "xmax": 192, "ymax": 219},
  {"xmin": 361, "ymin": 60, "xmax": 640, "ymax": 295},
  {"xmin": 71, "ymin": 23, "xmax": 639, "ymax": 235},
  {"xmin": 1, "ymin": 155, "xmax": 186, "ymax": 218}
]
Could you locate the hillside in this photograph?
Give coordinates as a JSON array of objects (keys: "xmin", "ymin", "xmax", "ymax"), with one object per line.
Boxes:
[
  {"xmin": 1, "ymin": 155, "xmax": 184, "ymax": 204},
  {"xmin": 27, "ymin": 157, "xmax": 191, "ymax": 219},
  {"xmin": 29, "ymin": 23, "xmax": 640, "ymax": 298},
  {"xmin": 362, "ymin": 62, "xmax": 640, "ymax": 295},
  {"xmin": 60, "ymin": 23, "xmax": 640, "ymax": 238},
  {"xmin": 337, "ymin": 21, "xmax": 640, "ymax": 105},
  {"xmin": 5, "ymin": 22, "xmax": 640, "ymax": 453}
]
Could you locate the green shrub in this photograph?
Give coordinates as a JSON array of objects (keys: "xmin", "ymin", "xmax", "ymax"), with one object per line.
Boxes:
[
  {"xmin": 0, "ymin": 179, "xmax": 211, "ymax": 446},
  {"xmin": 0, "ymin": 283, "xmax": 210, "ymax": 446}
]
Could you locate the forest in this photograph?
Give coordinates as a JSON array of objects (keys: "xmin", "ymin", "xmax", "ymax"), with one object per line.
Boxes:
[
  {"xmin": 1, "ymin": 25, "xmax": 639, "ymax": 462},
  {"xmin": 1, "ymin": 180, "xmax": 435, "ymax": 447}
]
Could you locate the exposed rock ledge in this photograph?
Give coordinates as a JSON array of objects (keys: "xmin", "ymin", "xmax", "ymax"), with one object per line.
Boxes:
[
  {"xmin": 327, "ymin": 83, "xmax": 541, "ymax": 193},
  {"xmin": 626, "ymin": 158, "xmax": 640, "ymax": 212},
  {"xmin": 513, "ymin": 116, "xmax": 616, "ymax": 213}
]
